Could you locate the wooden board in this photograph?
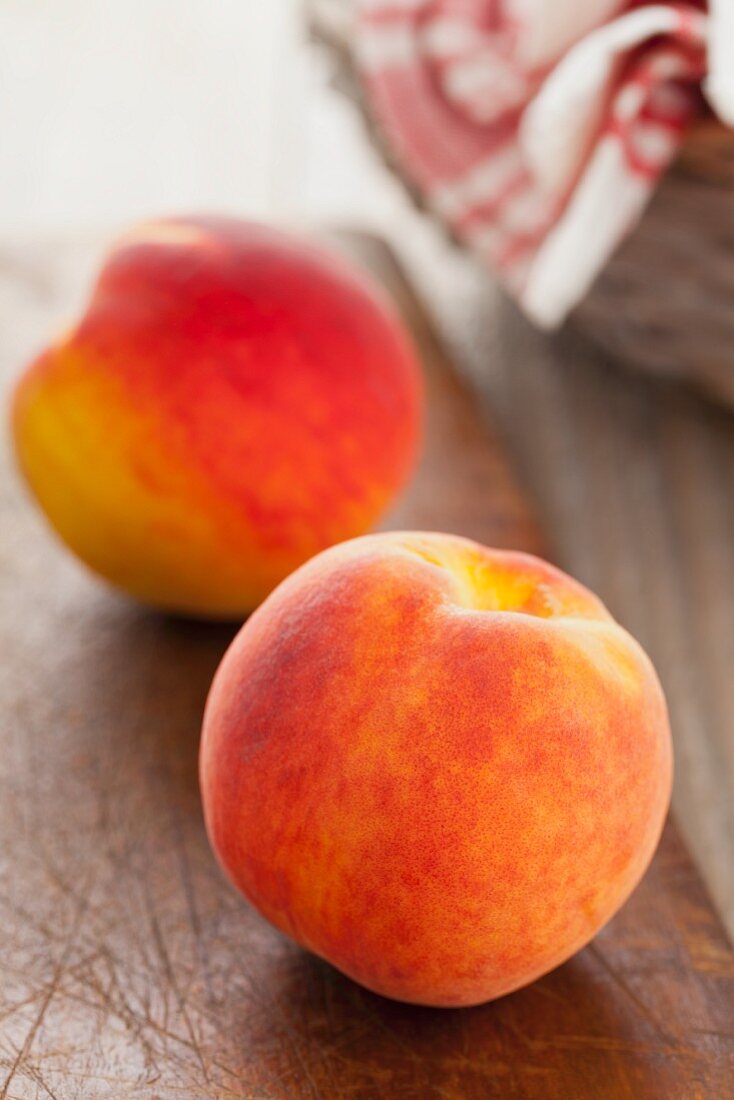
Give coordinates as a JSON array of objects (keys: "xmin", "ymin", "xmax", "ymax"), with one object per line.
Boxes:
[{"xmin": 1, "ymin": 231, "xmax": 732, "ymax": 1100}]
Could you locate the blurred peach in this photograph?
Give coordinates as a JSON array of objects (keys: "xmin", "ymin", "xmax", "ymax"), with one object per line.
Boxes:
[{"xmin": 12, "ymin": 218, "xmax": 422, "ymax": 616}]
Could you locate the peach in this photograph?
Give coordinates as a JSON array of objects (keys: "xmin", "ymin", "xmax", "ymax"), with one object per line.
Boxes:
[
  {"xmin": 200, "ymin": 531, "xmax": 672, "ymax": 1007},
  {"xmin": 12, "ymin": 218, "xmax": 422, "ymax": 617}
]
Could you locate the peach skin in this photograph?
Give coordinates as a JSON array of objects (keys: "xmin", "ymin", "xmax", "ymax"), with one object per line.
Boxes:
[
  {"xmin": 12, "ymin": 218, "xmax": 422, "ymax": 617},
  {"xmin": 200, "ymin": 531, "xmax": 673, "ymax": 1008}
]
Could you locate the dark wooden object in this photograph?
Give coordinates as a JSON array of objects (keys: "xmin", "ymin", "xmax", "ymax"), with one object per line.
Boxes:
[{"xmin": 1, "ymin": 232, "xmax": 732, "ymax": 1099}]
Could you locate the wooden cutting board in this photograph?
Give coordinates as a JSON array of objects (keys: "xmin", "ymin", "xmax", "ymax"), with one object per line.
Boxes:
[{"xmin": 1, "ymin": 231, "xmax": 732, "ymax": 1100}]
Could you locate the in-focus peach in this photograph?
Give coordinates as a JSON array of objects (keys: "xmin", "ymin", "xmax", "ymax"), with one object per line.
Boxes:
[
  {"xmin": 200, "ymin": 531, "xmax": 672, "ymax": 1007},
  {"xmin": 12, "ymin": 218, "xmax": 422, "ymax": 617}
]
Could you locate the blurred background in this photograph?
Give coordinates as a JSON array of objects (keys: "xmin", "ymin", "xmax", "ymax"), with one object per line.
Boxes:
[
  {"xmin": 0, "ymin": 0, "xmax": 412, "ymax": 235},
  {"xmin": 1, "ymin": 0, "xmax": 733, "ymax": 943}
]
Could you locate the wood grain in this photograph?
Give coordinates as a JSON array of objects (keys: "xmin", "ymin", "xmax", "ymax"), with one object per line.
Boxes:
[{"xmin": 1, "ymin": 231, "xmax": 732, "ymax": 1099}]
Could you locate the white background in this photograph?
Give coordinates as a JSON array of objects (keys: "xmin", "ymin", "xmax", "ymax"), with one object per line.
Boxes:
[{"xmin": 0, "ymin": 1, "xmax": 308, "ymax": 233}]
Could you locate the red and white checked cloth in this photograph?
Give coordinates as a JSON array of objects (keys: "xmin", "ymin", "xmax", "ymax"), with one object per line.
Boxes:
[{"xmin": 357, "ymin": 1, "xmax": 734, "ymax": 326}]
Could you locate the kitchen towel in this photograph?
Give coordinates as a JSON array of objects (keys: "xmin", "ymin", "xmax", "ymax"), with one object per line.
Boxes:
[{"xmin": 357, "ymin": 1, "xmax": 732, "ymax": 326}]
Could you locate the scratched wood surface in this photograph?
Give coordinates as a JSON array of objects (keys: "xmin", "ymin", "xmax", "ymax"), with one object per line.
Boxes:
[{"xmin": 1, "ymin": 231, "xmax": 733, "ymax": 1099}]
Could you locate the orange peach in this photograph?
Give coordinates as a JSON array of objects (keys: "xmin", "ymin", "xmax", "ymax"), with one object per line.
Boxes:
[
  {"xmin": 200, "ymin": 531, "xmax": 672, "ymax": 1007},
  {"xmin": 12, "ymin": 218, "xmax": 422, "ymax": 617}
]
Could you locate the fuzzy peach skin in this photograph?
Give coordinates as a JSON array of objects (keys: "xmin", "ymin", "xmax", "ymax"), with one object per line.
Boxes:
[
  {"xmin": 200, "ymin": 531, "xmax": 672, "ymax": 1007},
  {"xmin": 12, "ymin": 218, "xmax": 422, "ymax": 617}
]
